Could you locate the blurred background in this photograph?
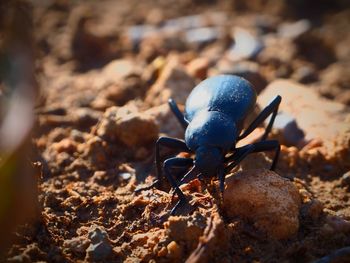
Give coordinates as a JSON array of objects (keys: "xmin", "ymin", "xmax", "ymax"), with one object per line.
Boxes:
[{"xmin": 0, "ymin": 0, "xmax": 349, "ymax": 261}]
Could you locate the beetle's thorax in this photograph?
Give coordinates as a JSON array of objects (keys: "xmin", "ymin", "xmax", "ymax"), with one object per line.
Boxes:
[{"xmin": 185, "ymin": 110, "xmax": 237, "ymax": 152}]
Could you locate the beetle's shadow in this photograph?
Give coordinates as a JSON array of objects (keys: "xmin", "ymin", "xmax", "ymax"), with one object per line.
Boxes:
[{"xmin": 134, "ymin": 156, "xmax": 154, "ymax": 183}]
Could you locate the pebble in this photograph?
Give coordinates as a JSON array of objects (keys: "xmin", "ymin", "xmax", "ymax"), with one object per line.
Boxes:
[
  {"xmin": 119, "ymin": 172, "xmax": 132, "ymax": 180},
  {"xmin": 223, "ymin": 169, "xmax": 301, "ymax": 239},
  {"xmin": 273, "ymin": 112, "xmax": 305, "ymax": 146},
  {"xmin": 105, "ymin": 76, "xmax": 144, "ymax": 106},
  {"xmin": 186, "ymin": 57, "xmax": 210, "ymax": 80},
  {"xmin": 185, "ymin": 27, "xmax": 222, "ymax": 45},
  {"xmin": 128, "ymin": 13, "xmax": 227, "ymax": 47},
  {"xmin": 340, "ymin": 171, "xmax": 350, "ymax": 187},
  {"xmin": 52, "ymin": 138, "xmax": 77, "ymax": 154},
  {"xmin": 277, "ymin": 19, "xmax": 311, "ymax": 39},
  {"xmin": 86, "ymin": 225, "xmax": 113, "ymax": 261},
  {"xmin": 63, "ymin": 236, "xmax": 90, "ymax": 255},
  {"xmin": 227, "ymin": 27, "xmax": 264, "ymax": 61},
  {"xmin": 167, "ymin": 241, "xmax": 182, "ymax": 260},
  {"xmin": 88, "ymin": 226, "xmax": 109, "ymax": 243},
  {"xmin": 99, "ymin": 59, "xmax": 142, "ymax": 84},
  {"xmin": 96, "ymin": 105, "xmax": 159, "ymax": 146},
  {"xmin": 86, "ymin": 242, "xmax": 113, "ymax": 261},
  {"xmin": 127, "ymin": 25, "xmax": 158, "ymax": 46},
  {"xmin": 81, "ymin": 136, "xmax": 108, "ymax": 168},
  {"xmin": 163, "ymin": 15, "xmax": 205, "ymax": 31},
  {"xmin": 258, "ymin": 79, "xmax": 350, "ymax": 142}
]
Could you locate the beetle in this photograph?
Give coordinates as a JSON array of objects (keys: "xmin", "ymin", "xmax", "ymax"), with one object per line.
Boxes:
[{"xmin": 137, "ymin": 75, "xmax": 281, "ymax": 215}]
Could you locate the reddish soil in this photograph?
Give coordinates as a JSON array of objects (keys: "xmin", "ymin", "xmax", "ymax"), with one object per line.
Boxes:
[{"xmin": 1, "ymin": 0, "xmax": 350, "ymax": 262}]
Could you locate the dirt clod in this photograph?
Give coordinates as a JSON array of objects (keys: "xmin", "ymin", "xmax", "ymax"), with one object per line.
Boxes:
[
  {"xmin": 223, "ymin": 169, "xmax": 301, "ymax": 239},
  {"xmin": 96, "ymin": 105, "xmax": 159, "ymax": 146}
]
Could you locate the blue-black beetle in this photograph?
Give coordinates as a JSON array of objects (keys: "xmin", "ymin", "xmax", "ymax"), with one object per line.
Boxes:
[{"xmin": 137, "ymin": 75, "xmax": 281, "ymax": 214}]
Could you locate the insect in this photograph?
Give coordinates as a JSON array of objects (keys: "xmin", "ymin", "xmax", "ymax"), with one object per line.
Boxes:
[{"xmin": 137, "ymin": 75, "xmax": 281, "ymax": 215}]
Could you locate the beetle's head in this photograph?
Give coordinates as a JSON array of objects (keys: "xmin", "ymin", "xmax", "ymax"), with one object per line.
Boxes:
[{"xmin": 194, "ymin": 146, "xmax": 222, "ymax": 177}]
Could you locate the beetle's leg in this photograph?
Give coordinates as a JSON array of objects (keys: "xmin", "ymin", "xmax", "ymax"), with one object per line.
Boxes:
[
  {"xmin": 225, "ymin": 140, "xmax": 280, "ymax": 172},
  {"xmin": 178, "ymin": 165, "xmax": 197, "ymax": 186},
  {"xmin": 238, "ymin": 95, "xmax": 281, "ymax": 141},
  {"xmin": 155, "ymin": 137, "xmax": 191, "ymax": 188},
  {"xmin": 135, "ymin": 136, "xmax": 191, "ymax": 192},
  {"xmin": 218, "ymin": 167, "xmax": 225, "ymax": 195},
  {"xmin": 163, "ymin": 157, "xmax": 194, "ymax": 215},
  {"xmin": 168, "ymin": 98, "xmax": 189, "ymax": 129}
]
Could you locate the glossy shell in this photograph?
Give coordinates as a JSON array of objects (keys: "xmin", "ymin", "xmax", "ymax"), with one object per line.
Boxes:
[
  {"xmin": 185, "ymin": 75, "xmax": 257, "ymax": 126},
  {"xmin": 185, "ymin": 111, "xmax": 237, "ymax": 151}
]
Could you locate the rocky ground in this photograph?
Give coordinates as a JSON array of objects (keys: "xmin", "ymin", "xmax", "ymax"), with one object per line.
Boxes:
[{"xmin": 1, "ymin": 0, "xmax": 350, "ymax": 262}]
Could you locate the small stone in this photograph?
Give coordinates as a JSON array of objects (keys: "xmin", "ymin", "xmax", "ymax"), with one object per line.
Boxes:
[
  {"xmin": 340, "ymin": 171, "xmax": 350, "ymax": 187},
  {"xmin": 166, "ymin": 241, "xmax": 182, "ymax": 259},
  {"xmin": 258, "ymin": 79, "xmax": 350, "ymax": 142},
  {"xmin": 91, "ymin": 97, "xmax": 114, "ymax": 111},
  {"xmin": 164, "ymin": 15, "xmax": 205, "ymax": 31},
  {"xmin": 273, "ymin": 112, "xmax": 305, "ymax": 147},
  {"xmin": 227, "ymin": 27, "xmax": 263, "ymax": 61},
  {"xmin": 97, "ymin": 75, "xmax": 144, "ymax": 106},
  {"xmin": 119, "ymin": 172, "xmax": 131, "ymax": 180},
  {"xmin": 86, "ymin": 242, "xmax": 112, "ymax": 261},
  {"xmin": 81, "ymin": 136, "xmax": 108, "ymax": 168},
  {"xmin": 223, "ymin": 169, "xmax": 301, "ymax": 239},
  {"xmin": 85, "ymin": 225, "xmax": 113, "ymax": 261},
  {"xmin": 63, "ymin": 236, "xmax": 90, "ymax": 255},
  {"xmin": 277, "ymin": 19, "xmax": 311, "ymax": 40},
  {"xmin": 185, "ymin": 27, "xmax": 222, "ymax": 45},
  {"xmin": 127, "ymin": 25, "xmax": 158, "ymax": 46},
  {"xmin": 186, "ymin": 57, "xmax": 210, "ymax": 80},
  {"xmin": 99, "ymin": 59, "xmax": 142, "ymax": 84},
  {"xmin": 96, "ymin": 105, "xmax": 159, "ymax": 146},
  {"xmin": 88, "ymin": 226, "xmax": 108, "ymax": 244},
  {"xmin": 52, "ymin": 138, "xmax": 77, "ymax": 154}
]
